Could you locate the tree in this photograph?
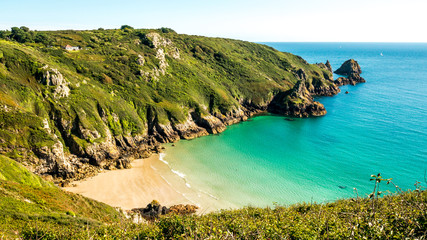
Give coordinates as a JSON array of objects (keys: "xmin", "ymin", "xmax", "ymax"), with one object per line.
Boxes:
[
  {"xmin": 20, "ymin": 26, "xmax": 30, "ymax": 32},
  {"xmin": 0, "ymin": 30, "xmax": 11, "ymax": 40},
  {"xmin": 34, "ymin": 33, "xmax": 53, "ymax": 45},
  {"xmin": 159, "ymin": 27, "xmax": 176, "ymax": 34},
  {"xmin": 11, "ymin": 27, "xmax": 26, "ymax": 42},
  {"xmin": 120, "ymin": 25, "xmax": 134, "ymax": 31}
]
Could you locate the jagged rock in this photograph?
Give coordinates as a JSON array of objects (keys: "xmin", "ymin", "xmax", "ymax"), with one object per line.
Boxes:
[
  {"xmin": 116, "ymin": 157, "xmax": 131, "ymax": 169},
  {"xmin": 295, "ymin": 68, "xmax": 308, "ymax": 81},
  {"xmin": 170, "ymin": 47, "xmax": 180, "ymax": 59},
  {"xmin": 334, "ymin": 59, "xmax": 366, "ymax": 86},
  {"xmin": 154, "ymin": 122, "xmax": 180, "ymax": 143},
  {"xmin": 155, "ymin": 48, "xmax": 168, "ymax": 75},
  {"xmin": 325, "ymin": 60, "xmax": 332, "ymax": 73},
  {"xmin": 268, "ymin": 80, "xmax": 327, "ymax": 117},
  {"xmin": 334, "ymin": 59, "xmax": 362, "ymax": 75},
  {"xmin": 130, "ymin": 201, "xmax": 198, "ymax": 221},
  {"xmin": 294, "ymin": 68, "xmax": 338, "ymax": 96},
  {"xmin": 173, "ymin": 114, "xmax": 209, "ymax": 140},
  {"xmin": 40, "ymin": 65, "xmax": 70, "ymax": 99},
  {"xmin": 33, "ymin": 118, "xmax": 76, "ymax": 178},
  {"xmin": 213, "ymin": 107, "xmax": 248, "ymax": 126},
  {"xmin": 307, "ymin": 77, "xmax": 340, "ymax": 96},
  {"xmin": 191, "ymin": 114, "xmax": 226, "ymax": 134},
  {"xmin": 137, "ymin": 54, "xmax": 145, "ymax": 66},
  {"xmin": 169, "ymin": 204, "xmax": 199, "ymax": 215},
  {"xmin": 132, "ymin": 200, "xmax": 169, "ymax": 220}
]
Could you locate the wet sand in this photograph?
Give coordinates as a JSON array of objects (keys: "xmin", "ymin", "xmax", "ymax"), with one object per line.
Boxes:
[{"xmin": 63, "ymin": 154, "xmax": 226, "ymax": 213}]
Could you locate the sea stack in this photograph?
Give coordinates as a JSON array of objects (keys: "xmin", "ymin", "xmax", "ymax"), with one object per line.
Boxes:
[{"xmin": 334, "ymin": 59, "xmax": 366, "ymax": 86}]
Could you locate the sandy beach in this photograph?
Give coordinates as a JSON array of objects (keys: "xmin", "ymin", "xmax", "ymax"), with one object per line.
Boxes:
[{"xmin": 63, "ymin": 154, "xmax": 226, "ymax": 213}]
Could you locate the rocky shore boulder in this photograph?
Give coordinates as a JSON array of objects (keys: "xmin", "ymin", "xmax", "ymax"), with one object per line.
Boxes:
[
  {"xmin": 334, "ymin": 59, "xmax": 365, "ymax": 86},
  {"xmin": 334, "ymin": 59, "xmax": 361, "ymax": 75},
  {"xmin": 130, "ymin": 200, "xmax": 198, "ymax": 221}
]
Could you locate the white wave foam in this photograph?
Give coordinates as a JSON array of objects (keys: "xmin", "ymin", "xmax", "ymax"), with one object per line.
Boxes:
[
  {"xmin": 185, "ymin": 183, "xmax": 191, "ymax": 188},
  {"xmin": 171, "ymin": 169, "xmax": 186, "ymax": 179},
  {"xmin": 158, "ymin": 153, "xmax": 169, "ymax": 165},
  {"xmin": 199, "ymin": 190, "xmax": 219, "ymax": 200}
]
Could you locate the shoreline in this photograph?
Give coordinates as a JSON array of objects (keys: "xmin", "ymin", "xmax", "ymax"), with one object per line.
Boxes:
[{"xmin": 63, "ymin": 153, "xmax": 230, "ymax": 213}]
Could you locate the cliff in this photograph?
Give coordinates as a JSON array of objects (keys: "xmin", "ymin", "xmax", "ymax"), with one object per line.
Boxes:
[
  {"xmin": 268, "ymin": 80, "xmax": 327, "ymax": 117},
  {"xmin": 0, "ymin": 28, "xmax": 364, "ymax": 182}
]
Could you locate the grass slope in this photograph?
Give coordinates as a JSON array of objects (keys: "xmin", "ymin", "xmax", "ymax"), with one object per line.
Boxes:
[{"xmin": 0, "ymin": 155, "xmax": 128, "ymax": 239}]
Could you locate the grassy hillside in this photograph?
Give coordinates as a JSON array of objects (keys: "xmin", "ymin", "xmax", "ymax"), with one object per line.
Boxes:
[
  {"xmin": 0, "ymin": 155, "xmax": 134, "ymax": 239},
  {"xmin": 0, "ymin": 27, "xmax": 338, "ymax": 182}
]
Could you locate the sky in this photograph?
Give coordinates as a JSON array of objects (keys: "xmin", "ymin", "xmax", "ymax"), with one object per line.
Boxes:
[{"xmin": 1, "ymin": 0, "xmax": 426, "ymax": 42}]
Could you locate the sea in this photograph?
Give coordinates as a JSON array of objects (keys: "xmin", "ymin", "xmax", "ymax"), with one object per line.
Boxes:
[{"xmin": 161, "ymin": 43, "xmax": 427, "ymax": 209}]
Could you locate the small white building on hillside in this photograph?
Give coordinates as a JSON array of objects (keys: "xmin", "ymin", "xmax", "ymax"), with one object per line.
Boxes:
[{"xmin": 64, "ymin": 45, "xmax": 80, "ymax": 51}]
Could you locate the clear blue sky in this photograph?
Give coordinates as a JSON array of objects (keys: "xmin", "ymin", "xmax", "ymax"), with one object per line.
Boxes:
[{"xmin": 1, "ymin": 0, "xmax": 425, "ymax": 42}]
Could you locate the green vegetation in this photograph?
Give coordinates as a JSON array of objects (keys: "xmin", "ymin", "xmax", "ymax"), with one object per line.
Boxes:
[
  {"xmin": 0, "ymin": 26, "xmax": 334, "ymax": 174},
  {"xmin": 1, "ymin": 158, "xmax": 425, "ymax": 239},
  {"xmin": 0, "ymin": 155, "xmax": 50, "ymax": 187},
  {"xmin": 0, "ymin": 155, "xmax": 129, "ymax": 238},
  {"xmin": 1, "ymin": 27, "xmax": 424, "ymax": 238}
]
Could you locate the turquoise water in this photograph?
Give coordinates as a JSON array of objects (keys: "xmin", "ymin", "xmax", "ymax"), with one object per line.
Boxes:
[{"xmin": 163, "ymin": 43, "xmax": 427, "ymax": 209}]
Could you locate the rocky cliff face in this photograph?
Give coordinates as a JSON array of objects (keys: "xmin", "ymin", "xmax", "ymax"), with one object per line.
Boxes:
[
  {"xmin": 40, "ymin": 65, "xmax": 70, "ymax": 99},
  {"xmin": 38, "ymin": 58, "xmax": 365, "ymax": 183},
  {"xmin": 334, "ymin": 59, "xmax": 366, "ymax": 86},
  {"xmin": 0, "ymin": 29, "xmax": 367, "ymax": 184},
  {"xmin": 268, "ymin": 80, "xmax": 327, "ymax": 117}
]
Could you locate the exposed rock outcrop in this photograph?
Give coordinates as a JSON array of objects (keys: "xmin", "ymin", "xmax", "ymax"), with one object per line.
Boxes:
[
  {"xmin": 139, "ymin": 32, "xmax": 180, "ymax": 81},
  {"xmin": 213, "ymin": 107, "xmax": 248, "ymax": 126},
  {"xmin": 334, "ymin": 59, "xmax": 366, "ymax": 86},
  {"xmin": 315, "ymin": 60, "xmax": 334, "ymax": 81},
  {"xmin": 131, "ymin": 200, "xmax": 170, "ymax": 221},
  {"xmin": 268, "ymin": 80, "xmax": 327, "ymax": 117},
  {"xmin": 334, "ymin": 59, "xmax": 362, "ymax": 75},
  {"xmin": 191, "ymin": 114, "xmax": 227, "ymax": 134},
  {"xmin": 129, "ymin": 200, "xmax": 198, "ymax": 221},
  {"xmin": 294, "ymin": 68, "xmax": 339, "ymax": 96},
  {"xmin": 40, "ymin": 65, "xmax": 70, "ymax": 99},
  {"xmin": 137, "ymin": 54, "xmax": 145, "ymax": 66},
  {"xmin": 33, "ymin": 118, "xmax": 75, "ymax": 179},
  {"xmin": 173, "ymin": 114, "xmax": 209, "ymax": 140},
  {"xmin": 325, "ymin": 60, "xmax": 332, "ymax": 73}
]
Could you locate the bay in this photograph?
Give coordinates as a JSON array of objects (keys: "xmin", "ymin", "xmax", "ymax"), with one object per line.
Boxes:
[{"xmin": 162, "ymin": 43, "xmax": 427, "ymax": 209}]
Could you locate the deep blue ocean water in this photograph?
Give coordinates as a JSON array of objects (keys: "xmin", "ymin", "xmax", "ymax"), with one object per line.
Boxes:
[{"xmin": 162, "ymin": 43, "xmax": 427, "ymax": 209}]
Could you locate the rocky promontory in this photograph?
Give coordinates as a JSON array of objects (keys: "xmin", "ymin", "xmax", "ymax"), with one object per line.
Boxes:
[
  {"xmin": 334, "ymin": 59, "xmax": 366, "ymax": 86},
  {"xmin": 268, "ymin": 80, "xmax": 327, "ymax": 117}
]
